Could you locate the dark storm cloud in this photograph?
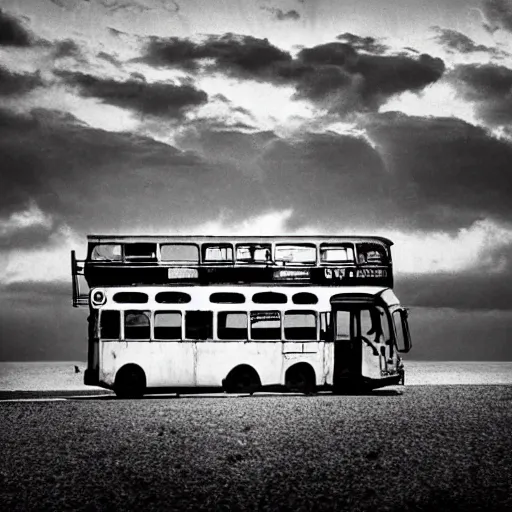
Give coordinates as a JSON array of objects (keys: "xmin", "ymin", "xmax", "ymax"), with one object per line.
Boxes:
[
  {"xmin": 482, "ymin": 0, "xmax": 512, "ymax": 33},
  {"xmin": 139, "ymin": 33, "xmax": 444, "ymax": 115},
  {"xmin": 0, "ymin": 66, "xmax": 42, "ymax": 96},
  {"xmin": 363, "ymin": 112, "xmax": 512, "ymax": 230},
  {"xmin": 140, "ymin": 33, "xmax": 292, "ymax": 74},
  {"xmin": 396, "ymin": 271, "xmax": 512, "ymax": 311},
  {"xmin": 448, "ymin": 63, "xmax": 512, "ymax": 126},
  {"xmin": 0, "ymin": 107, "xmax": 274, "ymax": 235},
  {"xmin": 263, "ymin": 8, "xmax": 301, "ymax": 21},
  {"xmin": 53, "ymin": 39, "xmax": 84, "ymax": 60},
  {"xmin": 0, "ymin": 8, "xmax": 34, "ymax": 47},
  {"xmin": 0, "ymin": 107, "xmax": 201, "ymax": 222},
  {"xmin": 431, "ymin": 26, "xmax": 503, "ymax": 56},
  {"xmin": 396, "ymin": 238, "xmax": 512, "ymax": 311},
  {"xmin": 97, "ymin": 51, "xmax": 123, "ymax": 67},
  {"xmin": 293, "ymin": 43, "xmax": 445, "ymax": 112},
  {"xmin": 336, "ymin": 33, "xmax": 389, "ymax": 54},
  {"xmin": 55, "ymin": 70, "xmax": 208, "ymax": 119}
]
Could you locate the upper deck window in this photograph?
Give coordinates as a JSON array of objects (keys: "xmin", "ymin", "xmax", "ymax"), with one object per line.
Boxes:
[
  {"xmin": 356, "ymin": 243, "xmax": 388, "ymax": 265},
  {"xmin": 252, "ymin": 291, "xmax": 287, "ymax": 304},
  {"xmin": 236, "ymin": 244, "xmax": 272, "ymax": 264},
  {"xmin": 320, "ymin": 244, "xmax": 355, "ymax": 263},
  {"xmin": 124, "ymin": 243, "xmax": 157, "ymax": 262},
  {"xmin": 91, "ymin": 244, "xmax": 122, "ymax": 261},
  {"xmin": 275, "ymin": 245, "xmax": 316, "ymax": 264},
  {"xmin": 160, "ymin": 244, "xmax": 199, "ymax": 262},
  {"xmin": 203, "ymin": 244, "xmax": 233, "ymax": 263}
]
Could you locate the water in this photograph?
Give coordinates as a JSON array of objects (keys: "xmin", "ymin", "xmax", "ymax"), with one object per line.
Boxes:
[{"xmin": 0, "ymin": 361, "xmax": 511, "ymax": 392}]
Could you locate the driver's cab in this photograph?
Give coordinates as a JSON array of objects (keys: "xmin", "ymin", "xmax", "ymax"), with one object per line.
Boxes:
[{"xmin": 329, "ymin": 288, "xmax": 411, "ymax": 391}]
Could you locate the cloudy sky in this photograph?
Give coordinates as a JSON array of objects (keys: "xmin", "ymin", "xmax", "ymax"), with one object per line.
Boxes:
[{"xmin": 1, "ymin": 0, "xmax": 512, "ymax": 361}]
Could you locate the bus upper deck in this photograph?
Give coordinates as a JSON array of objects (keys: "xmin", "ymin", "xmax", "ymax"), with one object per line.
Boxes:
[{"xmin": 72, "ymin": 235, "xmax": 394, "ymax": 306}]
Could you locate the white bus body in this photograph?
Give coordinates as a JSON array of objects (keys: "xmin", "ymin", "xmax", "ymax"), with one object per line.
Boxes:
[{"xmin": 84, "ymin": 285, "xmax": 411, "ymax": 397}]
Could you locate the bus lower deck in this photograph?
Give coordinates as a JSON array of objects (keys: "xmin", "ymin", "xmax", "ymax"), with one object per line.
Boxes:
[{"xmin": 84, "ymin": 285, "xmax": 411, "ymax": 397}]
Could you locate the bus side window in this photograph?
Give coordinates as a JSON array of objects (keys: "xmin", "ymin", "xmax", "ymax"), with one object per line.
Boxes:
[
  {"xmin": 335, "ymin": 311, "xmax": 350, "ymax": 340},
  {"xmin": 154, "ymin": 312, "xmax": 182, "ymax": 340},
  {"xmin": 125, "ymin": 311, "xmax": 150, "ymax": 340},
  {"xmin": 100, "ymin": 310, "xmax": 120, "ymax": 339},
  {"xmin": 218, "ymin": 312, "xmax": 248, "ymax": 340},
  {"xmin": 284, "ymin": 311, "xmax": 317, "ymax": 340},
  {"xmin": 185, "ymin": 311, "xmax": 213, "ymax": 340},
  {"xmin": 250, "ymin": 311, "xmax": 281, "ymax": 340}
]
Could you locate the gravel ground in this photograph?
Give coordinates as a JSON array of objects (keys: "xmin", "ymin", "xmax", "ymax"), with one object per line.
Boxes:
[{"xmin": 1, "ymin": 386, "xmax": 512, "ymax": 512}]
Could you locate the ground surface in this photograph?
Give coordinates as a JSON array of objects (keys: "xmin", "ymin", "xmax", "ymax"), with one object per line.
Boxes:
[{"xmin": 1, "ymin": 385, "xmax": 511, "ymax": 511}]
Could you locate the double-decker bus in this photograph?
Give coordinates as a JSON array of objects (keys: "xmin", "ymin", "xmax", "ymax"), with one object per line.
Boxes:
[{"xmin": 72, "ymin": 236, "xmax": 411, "ymax": 397}]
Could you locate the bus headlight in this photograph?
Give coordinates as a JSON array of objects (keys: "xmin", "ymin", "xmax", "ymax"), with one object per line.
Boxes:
[{"xmin": 91, "ymin": 289, "xmax": 106, "ymax": 306}]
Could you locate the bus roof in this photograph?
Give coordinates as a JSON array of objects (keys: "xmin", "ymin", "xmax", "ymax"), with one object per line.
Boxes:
[{"xmin": 86, "ymin": 235, "xmax": 393, "ymax": 246}]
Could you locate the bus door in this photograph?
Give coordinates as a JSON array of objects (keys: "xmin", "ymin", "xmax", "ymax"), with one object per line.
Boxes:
[{"xmin": 330, "ymin": 302, "xmax": 390, "ymax": 386}]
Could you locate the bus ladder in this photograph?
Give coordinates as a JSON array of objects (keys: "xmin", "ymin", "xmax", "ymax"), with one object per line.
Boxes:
[{"xmin": 71, "ymin": 250, "xmax": 88, "ymax": 307}]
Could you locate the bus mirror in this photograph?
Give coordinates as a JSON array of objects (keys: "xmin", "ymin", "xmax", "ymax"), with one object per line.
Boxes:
[{"xmin": 394, "ymin": 308, "xmax": 412, "ymax": 353}]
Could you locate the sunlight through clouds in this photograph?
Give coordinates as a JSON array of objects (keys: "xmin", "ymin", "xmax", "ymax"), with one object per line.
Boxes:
[{"xmin": 0, "ymin": 225, "xmax": 82, "ymax": 284}]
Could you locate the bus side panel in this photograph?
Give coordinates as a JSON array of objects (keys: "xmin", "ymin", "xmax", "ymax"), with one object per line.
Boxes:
[
  {"xmin": 322, "ymin": 341, "xmax": 334, "ymax": 386},
  {"xmin": 195, "ymin": 342, "xmax": 284, "ymax": 387},
  {"xmin": 282, "ymin": 342, "xmax": 327, "ymax": 387},
  {"xmin": 361, "ymin": 344, "xmax": 382, "ymax": 380},
  {"xmin": 99, "ymin": 341, "xmax": 196, "ymax": 388}
]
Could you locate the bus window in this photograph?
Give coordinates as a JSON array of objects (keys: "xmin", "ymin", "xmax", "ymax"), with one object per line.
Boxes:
[
  {"xmin": 252, "ymin": 291, "xmax": 287, "ymax": 304},
  {"xmin": 91, "ymin": 244, "xmax": 121, "ymax": 261},
  {"xmin": 203, "ymin": 245, "xmax": 233, "ymax": 263},
  {"xmin": 275, "ymin": 245, "xmax": 316, "ymax": 264},
  {"xmin": 236, "ymin": 244, "xmax": 271, "ymax": 263},
  {"xmin": 292, "ymin": 292, "xmax": 318, "ymax": 305},
  {"xmin": 156, "ymin": 292, "xmax": 191, "ymax": 304},
  {"xmin": 113, "ymin": 292, "xmax": 148, "ymax": 304},
  {"xmin": 125, "ymin": 243, "xmax": 157, "ymax": 261},
  {"xmin": 361, "ymin": 307, "xmax": 391, "ymax": 343},
  {"xmin": 250, "ymin": 311, "xmax": 281, "ymax": 340},
  {"xmin": 160, "ymin": 244, "xmax": 199, "ymax": 262},
  {"xmin": 356, "ymin": 243, "xmax": 387, "ymax": 265},
  {"xmin": 154, "ymin": 312, "xmax": 182, "ymax": 340},
  {"xmin": 393, "ymin": 310, "xmax": 411, "ymax": 352},
  {"xmin": 185, "ymin": 311, "xmax": 213, "ymax": 340},
  {"xmin": 335, "ymin": 310, "xmax": 351, "ymax": 340},
  {"xmin": 210, "ymin": 292, "xmax": 246, "ymax": 304},
  {"xmin": 100, "ymin": 310, "xmax": 120, "ymax": 339},
  {"xmin": 284, "ymin": 311, "xmax": 317, "ymax": 340},
  {"xmin": 320, "ymin": 244, "xmax": 355, "ymax": 263},
  {"xmin": 218, "ymin": 312, "xmax": 248, "ymax": 340},
  {"xmin": 124, "ymin": 311, "xmax": 150, "ymax": 340}
]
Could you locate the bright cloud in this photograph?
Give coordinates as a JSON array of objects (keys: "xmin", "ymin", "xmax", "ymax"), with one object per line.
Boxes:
[
  {"xmin": 0, "ymin": 224, "xmax": 82, "ymax": 284},
  {"xmin": 0, "ymin": 202, "xmax": 53, "ymax": 236}
]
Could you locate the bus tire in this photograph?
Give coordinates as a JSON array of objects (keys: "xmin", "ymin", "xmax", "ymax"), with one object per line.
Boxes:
[
  {"xmin": 285, "ymin": 364, "xmax": 316, "ymax": 395},
  {"xmin": 223, "ymin": 365, "xmax": 261, "ymax": 395},
  {"xmin": 114, "ymin": 364, "xmax": 146, "ymax": 399}
]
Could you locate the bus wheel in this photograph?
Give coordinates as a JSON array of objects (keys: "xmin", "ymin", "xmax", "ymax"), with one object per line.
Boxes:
[
  {"xmin": 114, "ymin": 365, "xmax": 146, "ymax": 399},
  {"xmin": 223, "ymin": 365, "xmax": 261, "ymax": 395},
  {"xmin": 286, "ymin": 364, "xmax": 316, "ymax": 395}
]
